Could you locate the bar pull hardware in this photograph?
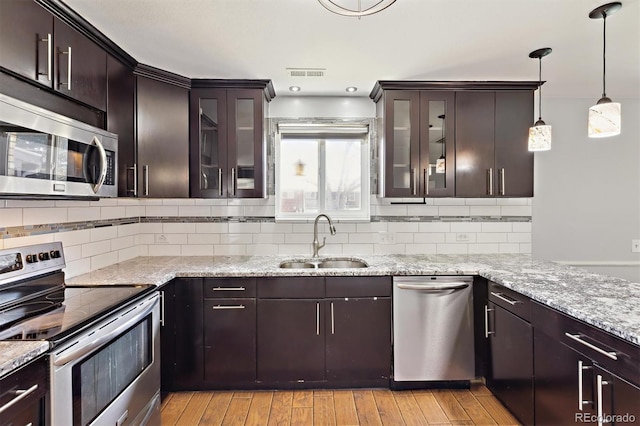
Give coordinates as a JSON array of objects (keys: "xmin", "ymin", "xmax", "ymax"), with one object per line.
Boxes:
[
  {"xmin": 412, "ymin": 168, "xmax": 417, "ymax": 196},
  {"xmin": 578, "ymin": 360, "xmax": 593, "ymax": 410},
  {"xmin": 0, "ymin": 384, "xmax": 39, "ymax": 415},
  {"xmin": 218, "ymin": 168, "xmax": 223, "ymax": 197},
  {"xmin": 487, "ymin": 168, "xmax": 494, "ymax": 195},
  {"xmin": 490, "ymin": 291, "xmax": 523, "ymax": 306},
  {"xmin": 39, "ymin": 34, "xmax": 52, "ymax": 81},
  {"xmin": 331, "ymin": 302, "xmax": 335, "ymax": 335},
  {"xmin": 59, "ymin": 46, "xmax": 72, "ymax": 90},
  {"xmin": 484, "ymin": 305, "xmax": 494, "ymax": 338},
  {"xmin": 565, "ymin": 333, "xmax": 618, "ymax": 360},
  {"xmin": 596, "ymin": 375, "xmax": 609, "ymax": 426},
  {"xmin": 316, "ymin": 302, "xmax": 320, "ymax": 335},
  {"xmin": 159, "ymin": 290, "xmax": 165, "ymax": 327},
  {"xmin": 212, "ymin": 305, "xmax": 245, "ymax": 310},
  {"xmin": 499, "ymin": 168, "xmax": 505, "ymax": 196},
  {"xmin": 423, "ymin": 168, "xmax": 429, "ymax": 195},
  {"xmin": 212, "ymin": 287, "xmax": 246, "ymax": 291},
  {"xmin": 231, "ymin": 167, "xmax": 237, "ymax": 196},
  {"xmin": 143, "ymin": 165, "xmax": 149, "ymax": 196},
  {"xmin": 127, "ymin": 164, "xmax": 138, "ymax": 196}
]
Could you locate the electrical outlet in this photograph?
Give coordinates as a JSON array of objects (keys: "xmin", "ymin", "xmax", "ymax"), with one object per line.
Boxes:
[
  {"xmin": 379, "ymin": 232, "xmax": 395, "ymax": 244},
  {"xmin": 456, "ymin": 233, "xmax": 470, "ymax": 242},
  {"xmin": 155, "ymin": 234, "xmax": 168, "ymax": 244},
  {"xmin": 633, "ymin": 239, "xmax": 640, "ymax": 253}
]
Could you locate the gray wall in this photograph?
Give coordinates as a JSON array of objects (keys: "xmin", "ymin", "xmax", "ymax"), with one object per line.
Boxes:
[{"xmin": 532, "ymin": 98, "xmax": 640, "ymax": 281}]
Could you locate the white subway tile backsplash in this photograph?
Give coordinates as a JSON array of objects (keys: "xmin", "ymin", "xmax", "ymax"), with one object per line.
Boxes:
[
  {"xmin": 387, "ymin": 222, "xmax": 420, "ymax": 233},
  {"xmin": 163, "ymin": 223, "xmax": 196, "ymax": 234},
  {"xmin": 376, "ymin": 204, "xmax": 408, "ymax": 216},
  {"xmin": 395, "ymin": 233, "xmax": 415, "ymax": 244},
  {"xmin": 449, "ymin": 222, "xmax": 482, "ymax": 233},
  {"xmin": 406, "ymin": 205, "xmax": 439, "ymax": 216},
  {"xmin": 188, "ymin": 234, "xmax": 221, "ymax": 245},
  {"xmin": 438, "ymin": 206, "xmax": 470, "ymax": 216},
  {"xmin": 68, "ymin": 207, "xmax": 101, "ymax": 222},
  {"xmin": 221, "ymin": 233, "xmax": 253, "ymax": 244},
  {"xmin": 91, "ymin": 252, "xmax": 119, "ymax": 271},
  {"xmin": 434, "ymin": 198, "xmax": 466, "ymax": 206},
  {"xmin": 162, "ymin": 199, "xmax": 196, "ymax": 206},
  {"xmin": 178, "ymin": 206, "xmax": 211, "ymax": 217},
  {"xmin": 469, "ymin": 206, "xmax": 501, "ymax": 216},
  {"xmin": 464, "ymin": 198, "xmax": 498, "ymax": 206},
  {"xmin": 148, "ymin": 245, "xmax": 182, "ymax": 256},
  {"xmin": 195, "ymin": 223, "xmax": 229, "ymax": 234},
  {"xmin": 23, "ymin": 208, "xmax": 67, "ymax": 226},
  {"xmin": 356, "ymin": 222, "xmax": 387, "ymax": 233},
  {"xmin": 214, "ymin": 244, "xmax": 246, "ymax": 255},
  {"xmin": 277, "ymin": 244, "xmax": 311, "ymax": 256},
  {"xmin": 497, "ymin": 198, "xmax": 529, "ymax": 206},
  {"xmin": 228, "ymin": 223, "xmax": 262, "ymax": 234},
  {"xmin": 260, "ymin": 223, "xmax": 293, "ymax": 233},
  {"xmin": 446, "ymin": 233, "xmax": 477, "ymax": 244},
  {"xmin": 145, "ymin": 206, "xmax": 179, "ymax": 217},
  {"xmin": 125, "ymin": 206, "xmax": 145, "ymax": 217},
  {"xmin": 139, "ymin": 223, "xmax": 163, "ymax": 233},
  {"xmin": 118, "ymin": 223, "xmax": 140, "ymax": 237},
  {"xmin": 135, "ymin": 234, "xmax": 155, "ymax": 245},
  {"xmin": 481, "ymin": 223, "xmax": 513, "ymax": 233},
  {"xmin": 211, "ymin": 206, "xmax": 243, "ymax": 217},
  {"xmin": 520, "ymin": 244, "xmax": 532, "ymax": 254},
  {"xmin": 341, "ymin": 244, "xmax": 375, "ymax": 255},
  {"xmin": 508, "ymin": 233, "xmax": 532, "ymax": 243},
  {"xmin": 6, "ymin": 200, "xmax": 55, "ymax": 208},
  {"xmin": 501, "ymin": 205, "xmax": 532, "ymax": 216},
  {"xmin": 4, "ymin": 234, "xmax": 55, "ymax": 248},
  {"xmin": 413, "ymin": 233, "xmax": 446, "ymax": 243},
  {"xmin": 499, "ymin": 243, "xmax": 521, "ymax": 253},
  {"xmin": 253, "ymin": 233, "xmax": 285, "ymax": 244},
  {"xmin": 101, "ymin": 206, "xmax": 126, "ymax": 220},
  {"xmin": 0, "ymin": 208, "xmax": 22, "ymax": 227},
  {"xmin": 405, "ymin": 244, "xmax": 437, "ymax": 254},
  {"xmin": 63, "ymin": 245, "xmax": 83, "ymax": 262},
  {"xmin": 118, "ymin": 246, "xmax": 140, "ymax": 262},
  {"xmin": 90, "ymin": 226, "xmax": 119, "ymax": 242},
  {"xmin": 477, "ymin": 233, "xmax": 508, "ymax": 243},
  {"xmin": 468, "ymin": 244, "xmax": 501, "ymax": 254},
  {"xmin": 436, "ymin": 244, "xmax": 468, "ymax": 254},
  {"xmin": 54, "ymin": 229, "xmax": 92, "ymax": 247},
  {"xmin": 181, "ymin": 245, "xmax": 214, "ymax": 256},
  {"xmin": 111, "ymin": 236, "xmax": 135, "ymax": 251},
  {"xmin": 374, "ymin": 244, "xmax": 406, "ymax": 254},
  {"xmin": 348, "ymin": 233, "xmax": 379, "ymax": 244},
  {"xmin": 82, "ymin": 240, "xmax": 111, "ymax": 258},
  {"xmin": 64, "ymin": 258, "xmax": 91, "ymax": 278},
  {"xmin": 246, "ymin": 244, "xmax": 279, "ymax": 255},
  {"xmin": 243, "ymin": 205, "xmax": 275, "ymax": 217},
  {"xmin": 418, "ymin": 222, "xmax": 451, "ymax": 233},
  {"xmin": 513, "ymin": 222, "xmax": 532, "ymax": 233}
]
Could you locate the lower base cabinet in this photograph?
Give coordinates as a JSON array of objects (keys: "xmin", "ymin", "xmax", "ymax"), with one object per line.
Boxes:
[{"xmin": 0, "ymin": 357, "xmax": 47, "ymax": 426}]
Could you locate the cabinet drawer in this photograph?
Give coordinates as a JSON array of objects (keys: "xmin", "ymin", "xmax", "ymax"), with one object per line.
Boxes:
[
  {"xmin": 0, "ymin": 357, "xmax": 47, "ymax": 425},
  {"xmin": 257, "ymin": 277, "xmax": 324, "ymax": 299},
  {"xmin": 326, "ymin": 276, "xmax": 391, "ymax": 298},
  {"xmin": 488, "ymin": 281, "xmax": 531, "ymax": 321},
  {"xmin": 204, "ymin": 278, "xmax": 256, "ymax": 298},
  {"xmin": 532, "ymin": 301, "xmax": 640, "ymax": 386}
]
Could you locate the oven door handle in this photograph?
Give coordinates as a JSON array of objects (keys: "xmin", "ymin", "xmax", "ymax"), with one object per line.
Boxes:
[{"xmin": 53, "ymin": 294, "xmax": 158, "ymax": 367}]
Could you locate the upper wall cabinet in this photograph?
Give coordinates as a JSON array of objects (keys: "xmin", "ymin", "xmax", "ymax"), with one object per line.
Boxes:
[
  {"xmin": 375, "ymin": 89, "xmax": 455, "ymax": 197},
  {"xmin": 371, "ymin": 81, "xmax": 538, "ymax": 198},
  {"xmin": 190, "ymin": 80, "xmax": 275, "ymax": 199},
  {"xmin": 0, "ymin": 0, "xmax": 107, "ymax": 110}
]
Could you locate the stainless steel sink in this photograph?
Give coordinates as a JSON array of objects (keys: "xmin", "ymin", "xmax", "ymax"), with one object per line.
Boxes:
[
  {"xmin": 318, "ymin": 259, "xmax": 368, "ymax": 268},
  {"xmin": 279, "ymin": 261, "xmax": 316, "ymax": 269}
]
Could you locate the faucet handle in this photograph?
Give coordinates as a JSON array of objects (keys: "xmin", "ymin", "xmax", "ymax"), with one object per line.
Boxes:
[{"xmin": 319, "ymin": 237, "xmax": 326, "ymax": 249}]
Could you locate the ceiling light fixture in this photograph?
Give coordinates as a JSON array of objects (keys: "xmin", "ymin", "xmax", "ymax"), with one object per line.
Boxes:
[
  {"xmin": 317, "ymin": 0, "xmax": 397, "ymax": 17},
  {"xmin": 588, "ymin": 2, "xmax": 622, "ymax": 138},
  {"xmin": 346, "ymin": 86, "xmax": 358, "ymax": 93},
  {"xmin": 527, "ymin": 47, "xmax": 552, "ymax": 152},
  {"xmin": 289, "ymin": 86, "xmax": 301, "ymax": 92}
]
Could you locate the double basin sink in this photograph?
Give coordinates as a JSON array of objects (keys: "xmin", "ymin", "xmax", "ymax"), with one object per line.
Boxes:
[{"xmin": 279, "ymin": 258, "xmax": 368, "ymax": 269}]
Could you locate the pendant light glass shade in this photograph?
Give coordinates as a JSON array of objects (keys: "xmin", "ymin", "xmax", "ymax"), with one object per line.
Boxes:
[
  {"xmin": 435, "ymin": 114, "xmax": 446, "ymax": 173},
  {"xmin": 435, "ymin": 156, "xmax": 446, "ymax": 173},
  {"xmin": 527, "ymin": 48, "xmax": 552, "ymax": 151},
  {"xmin": 588, "ymin": 2, "xmax": 622, "ymax": 138},
  {"xmin": 317, "ymin": 0, "xmax": 396, "ymax": 17}
]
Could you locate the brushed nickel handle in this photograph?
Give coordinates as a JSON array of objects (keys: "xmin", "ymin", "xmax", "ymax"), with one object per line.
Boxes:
[
  {"xmin": 499, "ymin": 168, "xmax": 505, "ymax": 196},
  {"xmin": 0, "ymin": 384, "xmax": 39, "ymax": 415},
  {"xmin": 487, "ymin": 168, "xmax": 493, "ymax": 195},
  {"xmin": 212, "ymin": 287, "xmax": 245, "ymax": 291},
  {"xmin": 127, "ymin": 164, "xmax": 138, "ymax": 196},
  {"xmin": 159, "ymin": 290, "xmax": 165, "ymax": 327},
  {"xmin": 578, "ymin": 360, "xmax": 593, "ymax": 410},
  {"xmin": 484, "ymin": 305, "xmax": 494, "ymax": 338},
  {"xmin": 412, "ymin": 168, "xmax": 417, "ymax": 195},
  {"xmin": 423, "ymin": 168, "xmax": 429, "ymax": 195},
  {"xmin": 90, "ymin": 136, "xmax": 107, "ymax": 194},
  {"xmin": 39, "ymin": 33, "xmax": 52, "ymax": 81},
  {"xmin": 218, "ymin": 168, "xmax": 223, "ymax": 197},
  {"xmin": 565, "ymin": 333, "xmax": 618, "ymax": 360},
  {"xmin": 331, "ymin": 302, "xmax": 335, "ymax": 335},
  {"xmin": 231, "ymin": 167, "xmax": 237, "ymax": 196},
  {"xmin": 212, "ymin": 305, "xmax": 245, "ymax": 310},
  {"xmin": 596, "ymin": 375, "xmax": 609, "ymax": 426},
  {"xmin": 59, "ymin": 46, "xmax": 71, "ymax": 90},
  {"xmin": 490, "ymin": 291, "xmax": 523, "ymax": 306},
  {"xmin": 316, "ymin": 302, "xmax": 320, "ymax": 335},
  {"xmin": 143, "ymin": 165, "xmax": 149, "ymax": 196}
]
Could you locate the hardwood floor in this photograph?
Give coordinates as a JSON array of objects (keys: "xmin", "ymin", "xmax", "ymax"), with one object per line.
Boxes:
[{"xmin": 160, "ymin": 383, "xmax": 521, "ymax": 425}]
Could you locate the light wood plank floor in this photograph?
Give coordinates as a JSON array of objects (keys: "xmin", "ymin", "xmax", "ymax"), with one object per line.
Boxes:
[{"xmin": 160, "ymin": 383, "xmax": 521, "ymax": 425}]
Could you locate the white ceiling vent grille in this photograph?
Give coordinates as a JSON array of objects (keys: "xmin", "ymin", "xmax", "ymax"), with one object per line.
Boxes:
[{"xmin": 286, "ymin": 68, "xmax": 326, "ymax": 78}]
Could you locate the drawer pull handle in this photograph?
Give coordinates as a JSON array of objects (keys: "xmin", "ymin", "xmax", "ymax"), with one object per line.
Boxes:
[
  {"xmin": 316, "ymin": 302, "xmax": 320, "ymax": 336},
  {"xmin": 212, "ymin": 287, "xmax": 246, "ymax": 291},
  {"xmin": 331, "ymin": 302, "xmax": 335, "ymax": 335},
  {"xmin": 484, "ymin": 305, "xmax": 494, "ymax": 338},
  {"xmin": 490, "ymin": 291, "xmax": 523, "ymax": 306},
  {"xmin": 578, "ymin": 360, "xmax": 592, "ymax": 410},
  {"xmin": 0, "ymin": 384, "xmax": 38, "ymax": 415},
  {"xmin": 212, "ymin": 305, "xmax": 245, "ymax": 310},
  {"xmin": 565, "ymin": 333, "xmax": 618, "ymax": 360}
]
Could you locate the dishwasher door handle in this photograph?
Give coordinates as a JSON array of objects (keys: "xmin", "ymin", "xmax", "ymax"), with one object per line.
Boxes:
[{"xmin": 396, "ymin": 282, "xmax": 469, "ymax": 291}]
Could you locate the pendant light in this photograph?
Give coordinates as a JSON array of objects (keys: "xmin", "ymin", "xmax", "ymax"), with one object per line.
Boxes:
[
  {"xmin": 528, "ymin": 48, "xmax": 552, "ymax": 151},
  {"xmin": 588, "ymin": 2, "xmax": 622, "ymax": 138},
  {"xmin": 435, "ymin": 114, "xmax": 446, "ymax": 173},
  {"xmin": 317, "ymin": 0, "xmax": 397, "ymax": 17}
]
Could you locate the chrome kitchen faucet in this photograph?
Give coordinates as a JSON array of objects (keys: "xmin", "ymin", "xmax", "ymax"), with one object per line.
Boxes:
[{"xmin": 312, "ymin": 214, "xmax": 336, "ymax": 257}]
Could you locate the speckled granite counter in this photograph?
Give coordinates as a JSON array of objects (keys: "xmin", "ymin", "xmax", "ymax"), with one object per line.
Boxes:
[
  {"xmin": 0, "ymin": 341, "xmax": 49, "ymax": 379},
  {"xmin": 65, "ymin": 254, "xmax": 640, "ymax": 347}
]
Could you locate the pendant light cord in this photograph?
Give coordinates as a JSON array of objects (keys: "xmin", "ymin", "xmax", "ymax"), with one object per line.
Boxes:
[
  {"xmin": 538, "ymin": 57, "xmax": 543, "ymax": 121},
  {"xmin": 602, "ymin": 13, "xmax": 607, "ymax": 97}
]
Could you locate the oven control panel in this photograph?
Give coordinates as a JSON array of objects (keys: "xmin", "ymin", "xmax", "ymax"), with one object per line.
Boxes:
[{"xmin": 0, "ymin": 242, "xmax": 65, "ymax": 286}]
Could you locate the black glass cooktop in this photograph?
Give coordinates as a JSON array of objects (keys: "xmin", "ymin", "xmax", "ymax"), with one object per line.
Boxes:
[{"xmin": 0, "ymin": 285, "xmax": 154, "ymax": 344}]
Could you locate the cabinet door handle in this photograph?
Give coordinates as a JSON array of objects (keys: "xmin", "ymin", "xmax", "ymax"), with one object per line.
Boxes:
[
  {"xmin": 484, "ymin": 305, "xmax": 494, "ymax": 338},
  {"xmin": 423, "ymin": 168, "xmax": 429, "ymax": 195},
  {"xmin": 412, "ymin": 168, "xmax": 417, "ymax": 196},
  {"xmin": 159, "ymin": 290, "xmax": 165, "ymax": 327},
  {"xmin": 212, "ymin": 287, "xmax": 245, "ymax": 291},
  {"xmin": 578, "ymin": 360, "xmax": 593, "ymax": 410},
  {"xmin": 59, "ymin": 46, "xmax": 72, "ymax": 90},
  {"xmin": 330, "ymin": 302, "xmax": 335, "ymax": 335},
  {"xmin": 596, "ymin": 374, "xmax": 609, "ymax": 426},
  {"xmin": 218, "ymin": 168, "xmax": 223, "ymax": 197},
  {"xmin": 565, "ymin": 333, "xmax": 618, "ymax": 360},
  {"xmin": 316, "ymin": 302, "xmax": 320, "ymax": 336},
  {"xmin": 499, "ymin": 168, "xmax": 505, "ymax": 196},
  {"xmin": 212, "ymin": 305, "xmax": 245, "ymax": 310},
  {"xmin": 127, "ymin": 164, "xmax": 138, "ymax": 196},
  {"xmin": 39, "ymin": 33, "xmax": 52, "ymax": 81},
  {"xmin": 143, "ymin": 165, "xmax": 150, "ymax": 196},
  {"xmin": 231, "ymin": 167, "xmax": 237, "ymax": 196},
  {"xmin": 0, "ymin": 384, "xmax": 38, "ymax": 415},
  {"xmin": 487, "ymin": 168, "xmax": 493, "ymax": 195},
  {"xmin": 490, "ymin": 291, "xmax": 523, "ymax": 306}
]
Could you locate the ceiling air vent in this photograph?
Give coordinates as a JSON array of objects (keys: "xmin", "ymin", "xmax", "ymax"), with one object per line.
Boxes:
[{"xmin": 286, "ymin": 68, "xmax": 326, "ymax": 78}]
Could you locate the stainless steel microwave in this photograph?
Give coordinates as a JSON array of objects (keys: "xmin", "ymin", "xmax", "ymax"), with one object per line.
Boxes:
[{"xmin": 0, "ymin": 94, "xmax": 117, "ymax": 199}]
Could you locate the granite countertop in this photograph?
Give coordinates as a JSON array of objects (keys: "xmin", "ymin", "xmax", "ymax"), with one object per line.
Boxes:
[{"xmin": 0, "ymin": 341, "xmax": 49, "ymax": 379}]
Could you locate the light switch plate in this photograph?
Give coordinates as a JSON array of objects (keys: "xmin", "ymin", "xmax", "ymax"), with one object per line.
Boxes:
[{"xmin": 633, "ymin": 239, "xmax": 640, "ymax": 253}]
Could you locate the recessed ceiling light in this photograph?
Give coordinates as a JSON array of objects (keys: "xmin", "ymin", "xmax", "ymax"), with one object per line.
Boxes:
[
  {"xmin": 346, "ymin": 86, "xmax": 358, "ymax": 93},
  {"xmin": 289, "ymin": 86, "xmax": 301, "ymax": 92}
]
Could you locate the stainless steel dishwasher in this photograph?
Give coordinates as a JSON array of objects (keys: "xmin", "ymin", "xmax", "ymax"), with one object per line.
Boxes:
[{"xmin": 393, "ymin": 276, "xmax": 475, "ymax": 387}]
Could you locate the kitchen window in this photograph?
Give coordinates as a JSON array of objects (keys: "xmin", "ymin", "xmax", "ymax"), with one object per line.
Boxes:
[{"xmin": 275, "ymin": 122, "xmax": 370, "ymax": 221}]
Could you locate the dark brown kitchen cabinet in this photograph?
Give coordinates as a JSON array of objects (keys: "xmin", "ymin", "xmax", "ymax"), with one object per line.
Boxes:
[
  {"xmin": 455, "ymin": 91, "xmax": 533, "ymax": 197},
  {"xmin": 136, "ymin": 74, "xmax": 190, "ymax": 198},
  {"xmin": 0, "ymin": 1, "xmax": 106, "ymax": 110},
  {"xmin": 485, "ymin": 282, "xmax": 534, "ymax": 425},
  {"xmin": 0, "ymin": 356, "xmax": 47, "ymax": 426},
  {"xmin": 377, "ymin": 89, "xmax": 455, "ymax": 197},
  {"xmin": 203, "ymin": 278, "xmax": 256, "ymax": 385},
  {"xmin": 189, "ymin": 81, "xmax": 274, "ymax": 199}
]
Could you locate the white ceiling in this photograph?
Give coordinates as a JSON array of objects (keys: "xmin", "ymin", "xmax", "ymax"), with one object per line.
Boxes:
[{"xmin": 64, "ymin": 0, "xmax": 640, "ymax": 99}]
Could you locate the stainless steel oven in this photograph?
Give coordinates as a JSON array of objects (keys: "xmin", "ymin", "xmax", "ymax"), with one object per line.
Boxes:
[
  {"xmin": 0, "ymin": 243, "xmax": 160, "ymax": 426},
  {"xmin": 0, "ymin": 94, "xmax": 117, "ymax": 198}
]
